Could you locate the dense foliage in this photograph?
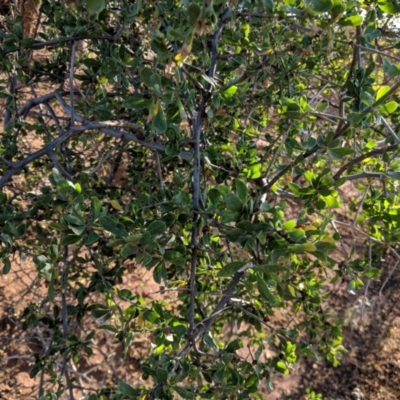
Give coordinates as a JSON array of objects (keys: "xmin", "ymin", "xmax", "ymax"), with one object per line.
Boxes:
[{"xmin": 1, "ymin": 0, "xmax": 400, "ymax": 398}]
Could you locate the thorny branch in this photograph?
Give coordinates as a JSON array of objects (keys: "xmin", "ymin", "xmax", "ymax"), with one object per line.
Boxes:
[{"xmin": 0, "ymin": 92, "xmax": 193, "ymax": 190}]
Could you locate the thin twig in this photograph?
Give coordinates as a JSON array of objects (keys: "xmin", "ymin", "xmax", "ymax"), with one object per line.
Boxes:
[
  {"xmin": 379, "ymin": 259, "xmax": 400, "ymax": 296},
  {"xmin": 333, "ymin": 144, "xmax": 398, "ymax": 180},
  {"xmin": 381, "ymin": 116, "xmax": 400, "ymax": 143},
  {"xmin": 360, "ymin": 238, "xmax": 372, "ymax": 319},
  {"xmin": 154, "ymin": 150, "xmax": 165, "ymax": 190},
  {"xmin": 69, "ymin": 41, "xmax": 78, "ymax": 127}
]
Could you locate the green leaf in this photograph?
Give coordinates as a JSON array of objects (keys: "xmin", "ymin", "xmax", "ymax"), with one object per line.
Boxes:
[
  {"xmin": 164, "ymin": 250, "xmax": 182, "ymax": 261},
  {"xmin": 338, "ymin": 15, "xmax": 363, "ymax": 26},
  {"xmin": 347, "ymin": 112, "xmax": 364, "ymax": 125},
  {"xmin": 308, "ymin": 0, "xmax": 333, "ymax": 13},
  {"xmin": 383, "ymin": 59, "xmax": 400, "ymax": 77},
  {"xmin": 172, "ymin": 386, "xmax": 195, "ymax": 399},
  {"xmin": 85, "ymin": 231, "xmax": 100, "ymax": 246},
  {"xmin": 99, "ymin": 216, "xmax": 128, "ymax": 238},
  {"xmin": 122, "ymin": 97, "xmax": 151, "ymax": 110},
  {"xmin": 218, "ymin": 261, "xmax": 247, "ymax": 277},
  {"xmin": 146, "ymin": 220, "xmax": 166, "ymax": 235},
  {"xmin": 91, "ymin": 197, "xmax": 101, "ymax": 221},
  {"xmin": 378, "ymin": 0, "xmax": 400, "ymax": 14},
  {"xmin": 288, "ymin": 228, "xmax": 305, "ymax": 242},
  {"xmin": 270, "ymin": 248, "xmax": 288, "ymax": 262},
  {"xmin": 235, "ymin": 179, "xmax": 248, "ymax": 202},
  {"xmin": 86, "ymin": 0, "xmax": 105, "ymax": 16},
  {"xmin": 315, "ymin": 240, "xmax": 337, "ymax": 252},
  {"xmin": 386, "ymin": 171, "xmax": 400, "ymax": 180},
  {"xmin": 221, "ymin": 85, "xmax": 238, "ymax": 99},
  {"xmin": 328, "ymin": 147, "xmax": 353, "ymax": 160},
  {"xmin": 156, "ymin": 367, "xmax": 168, "ymax": 381},
  {"xmin": 324, "ymin": 195, "xmax": 340, "ymax": 208},
  {"xmin": 144, "ymin": 308, "xmax": 160, "ymax": 323},
  {"xmin": 139, "ymin": 68, "xmax": 153, "ymax": 87},
  {"xmin": 360, "ymin": 91, "xmax": 375, "ymax": 106},
  {"xmin": 256, "ymin": 273, "xmax": 277, "ymax": 306},
  {"xmin": 2, "ymin": 255, "xmax": 11, "ymax": 274},
  {"xmin": 378, "ymin": 101, "xmax": 398, "ymax": 115},
  {"xmin": 187, "ymin": 3, "xmax": 201, "ymax": 25},
  {"xmin": 208, "ymin": 188, "xmax": 221, "ymax": 205},
  {"xmin": 152, "ymin": 104, "xmax": 167, "ymax": 133},
  {"xmin": 283, "ymin": 220, "xmax": 296, "ymax": 231},
  {"xmin": 118, "ymin": 289, "xmax": 135, "ymax": 301},
  {"xmin": 98, "ymin": 324, "xmax": 119, "ymax": 333},
  {"xmin": 225, "ymin": 193, "xmax": 243, "ymax": 212},
  {"xmin": 118, "ymin": 381, "xmax": 136, "ymax": 396},
  {"xmin": 121, "ymin": 244, "xmax": 138, "ymax": 258},
  {"xmin": 376, "ymin": 85, "xmax": 390, "ymax": 101},
  {"xmin": 365, "ymin": 268, "xmax": 381, "ymax": 278},
  {"xmin": 204, "ymin": 333, "xmax": 219, "ymax": 351},
  {"xmin": 62, "ymin": 235, "xmax": 82, "ymax": 245},
  {"xmin": 242, "ymin": 22, "xmax": 250, "ymax": 38},
  {"xmin": 225, "ymin": 339, "xmax": 243, "ymax": 352},
  {"xmin": 62, "ymin": 214, "xmax": 85, "ymax": 226}
]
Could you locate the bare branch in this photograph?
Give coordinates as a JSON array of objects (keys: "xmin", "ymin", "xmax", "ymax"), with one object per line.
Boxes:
[
  {"xmin": 333, "ymin": 144, "xmax": 398, "ymax": 180},
  {"xmin": 381, "ymin": 116, "xmax": 400, "ymax": 143},
  {"xmin": 69, "ymin": 41, "xmax": 78, "ymax": 127}
]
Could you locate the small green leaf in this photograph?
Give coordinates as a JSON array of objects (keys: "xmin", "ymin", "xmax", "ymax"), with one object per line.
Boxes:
[
  {"xmin": 378, "ymin": 101, "xmax": 398, "ymax": 115},
  {"xmin": 308, "ymin": 0, "xmax": 333, "ymax": 13},
  {"xmin": 153, "ymin": 104, "xmax": 167, "ymax": 133},
  {"xmin": 242, "ymin": 22, "xmax": 250, "ymax": 38},
  {"xmin": 225, "ymin": 193, "xmax": 243, "ymax": 212},
  {"xmin": 221, "ymin": 85, "xmax": 238, "ymax": 99},
  {"xmin": 139, "ymin": 68, "xmax": 153, "ymax": 87},
  {"xmin": 118, "ymin": 381, "xmax": 136, "ymax": 396},
  {"xmin": 62, "ymin": 235, "xmax": 82, "ymax": 245},
  {"xmin": 378, "ymin": 0, "xmax": 400, "ymax": 14},
  {"xmin": 2, "ymin": 255, "xmax": 11, "ymax": 274},
  {"xmin": 204, "ymin": 333, "xmax": 219, "ymax": 351},
  {"xmin": 376, "ymin": 85, "xmax": 391, "ymax": 101},
  {"xmin": 156, "ymin": 367, "xmax": 168, "ymax": 381},
  {"xmin": 118, "ymin": 289, "xmax": 135, "ymax": 301},
  {"xmin": 143, "ymin": 309, "xmax": 160, "ymax": 323},
  {"xmin": 225, "ymin": 339, "xmax": 243, "ymax": 352},
  {"xmin": 91, "ymin": 197, "xmax": 101, "ymax": 221},
  {"xmin": 218, "ymin": 261, "xmax": 247, "ymax": 277},
  {"xmin": 86, "ymin": 0, "xmax": 105, "ymax": 16},
  {"xmin": 74, "ymin": 183, "xmax": 82, "ymax": 193},
  {"xmin": 289, "ymin": 228, "xmax": 305, "ymax": 242},
  {"xmin": 99, "ymin": 216, "xmax": 128, "ymax": 238},
  {"xmin": 164, "ymin": 250, "xmax": 182, "ymax": 261},
  {"xmin": 121, "ymin": 244, "xmax": 138, "ymax": 258},
  {"xmin": 347, "ymin": 112, "xmax": 364, "ymax": 124},
  {"xmin": 256, "ymin": 273, "xmax": 277, "ymax": 305},
  {"xmin": 283, "ymin": 220, "xmax": 296, "ymax": 231},
  {"xmin": 122, "ymin": 97, "xmax": 151, "ymax": 110},
  {"xmin": 338, "ymin": 15, "xmax": 363, "ymax": 26},
  {"xmin": 85, "ymin": 231, "xmax": 100, "ymax": 246},
  {"xmin": 146, "ymin": 220, "xmax": 166, "ymax": 235},
  {"xmin": 365, "ymin": 268, "xmax": 381, "ymax": 278},
  {"xmin": 187, "ymin": 3, "xmax": 201, "ymax": 25},
  {"xmin": 98, "ymin": 324, "xmax": 119, "ymax": 333},
  {"xmin": 383, "ymin": 59, "xmax": 400, "ymax": 77},
  {"xmin": 386, "ymin": 171, "xmax": 400, "ymax": 180},
  {"xmin": 328, "ymin": 147, "xmax": 354, "ymax": 160},
  {"xmin": 235, "ymin": 179, "xmax": 248, "ymax": 202},
  {"xmin": 172, "ymin": 386, "xmax": 194, "ymax": 399},
  {"xmin": 360, "ymin": 91, "xmax": 375, "ymax": 106}
]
